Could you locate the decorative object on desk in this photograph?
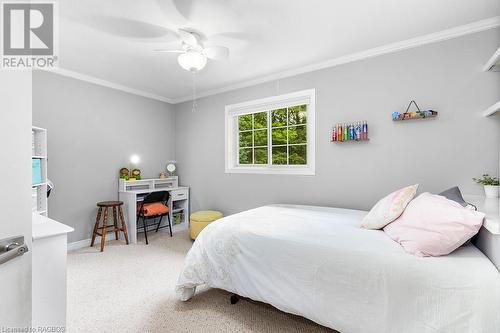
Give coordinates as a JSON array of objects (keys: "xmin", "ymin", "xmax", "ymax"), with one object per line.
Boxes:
[
  {"xmin": 166, "ymin": 162, "xmax": 177, "ymax": 176},
  {"xmin": 119, "ymin": 167, "xmax": 130, "ymax": 180},
  {"xmin": 331, "ymin": 121, "xmax": 368, "ymax": 142},
  {"xmin": 130, "ymin": 168, "xmax": 141, "ymax": 181},
  {"xmin": 159, "ymin": 171, "xmax": 167, "ymax": 179},
  {"xmin": 473, "ymin": 174, "xmax": 499, "ymax": 198},
  {"xmin": 392, "ymin": 100, "xmax": 437, "ymax": 121}
]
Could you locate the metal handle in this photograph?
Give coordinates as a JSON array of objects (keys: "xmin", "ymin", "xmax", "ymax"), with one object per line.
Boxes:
[{"xmin": 0, "ymin": 236, "xmax": 28, "ymax": 266}]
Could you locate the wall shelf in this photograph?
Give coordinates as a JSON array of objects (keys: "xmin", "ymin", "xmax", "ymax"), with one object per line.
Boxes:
[
  {"xmin": 482, "ymin": 100, "xmax": 500, "ymax": 117},
  {"xmin": 483, "ymin": 46, "xmax": 500, "ymax": 72}
]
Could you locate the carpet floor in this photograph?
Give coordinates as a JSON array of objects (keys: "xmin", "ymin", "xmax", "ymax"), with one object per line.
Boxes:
[{"xmin": 67, "ymin": 230, "xmax": 336, "ymax": 333}]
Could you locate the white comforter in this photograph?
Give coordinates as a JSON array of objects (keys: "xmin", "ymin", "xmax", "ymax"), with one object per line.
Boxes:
[{"xmin": 176, "ymin": 205, "xmax": 500, "ymax": 333}]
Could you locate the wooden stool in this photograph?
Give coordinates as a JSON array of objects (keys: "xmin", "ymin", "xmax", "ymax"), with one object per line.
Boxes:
[{"xmin": 91, "ymin": 201, "xmax": 129, "ymax": 252}]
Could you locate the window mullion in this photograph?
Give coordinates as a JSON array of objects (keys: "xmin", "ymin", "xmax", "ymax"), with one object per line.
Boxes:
[
  {"xmin": 286, "ymin": 107, "xmax": 289, "ymax": 165},
  {"xmin": 267, "ymin": 110, "xmax": 271, "ymax": 166}
]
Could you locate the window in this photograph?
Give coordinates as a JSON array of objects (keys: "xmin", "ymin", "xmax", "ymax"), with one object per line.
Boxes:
[{"xmin": 225, "ymin": 89, "xmax": 315, "ymax": 175}]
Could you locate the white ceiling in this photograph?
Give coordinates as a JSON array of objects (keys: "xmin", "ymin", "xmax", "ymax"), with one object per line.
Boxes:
[{"xmin": 57, "ymin": 0, "xmax": 500, "ymax": 103}]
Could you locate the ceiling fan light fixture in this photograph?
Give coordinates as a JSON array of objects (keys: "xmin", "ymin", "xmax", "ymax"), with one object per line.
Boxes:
[{"xmin": 178, "ymin": 51, "xmax": 207, "ymax": 72}]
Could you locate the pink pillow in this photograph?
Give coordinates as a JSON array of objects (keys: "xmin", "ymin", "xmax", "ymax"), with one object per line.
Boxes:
[
  {"xmin": 361, "ymin": 184, "xmax": 419, "ymax": 229},
  {"xmin": 383, "ymin": 192, "xmax": 485, "ymax": 257}
]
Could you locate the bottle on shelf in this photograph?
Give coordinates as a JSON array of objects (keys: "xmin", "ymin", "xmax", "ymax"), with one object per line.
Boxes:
[{"xmin": 332, "ymin": 126, "xmax": 337, "ymax": 141}]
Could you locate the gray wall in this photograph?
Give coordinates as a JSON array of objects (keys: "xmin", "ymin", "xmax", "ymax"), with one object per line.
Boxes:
[
  {"xmin": 174, "ymin": 29, "xmax": 500, "ymax": 216},
  {"xmin": 33, "ymin": 71, "xmax": 176, "ymax": 243}
]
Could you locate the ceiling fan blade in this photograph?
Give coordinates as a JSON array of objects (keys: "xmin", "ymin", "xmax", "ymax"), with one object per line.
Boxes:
[
  {"xmin": 209, "ymin": 32, "xmax": 256, "ymax": 42},
  {"xmin": 172, "ymin": 0, "xmax": 194, "ymax": 21},
  {"xmin": 178, "ymin": 29, "xmax": 200, "ymax": 47},
  {"xmin": 202, "ymin": 46, "xmax": 229, "ymax": 60},
  {"xmin": 154, "ymin": 0, "xmax": 190, "ymax": 26},
  {"xmin": 83, "ymin": 15, "xmax": 177, "ymax": 40},
  {"xmin": 153, "ymin": 49, "xmax": 184, "ymax": 53}
]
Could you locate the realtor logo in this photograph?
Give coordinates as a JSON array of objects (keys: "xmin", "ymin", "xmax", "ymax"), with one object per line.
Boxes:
[{"xmin": 1, "ymin": 2, "xmax": 58, "ymax": 69}]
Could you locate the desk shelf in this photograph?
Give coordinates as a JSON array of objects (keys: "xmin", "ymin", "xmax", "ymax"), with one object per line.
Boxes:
[{"xmin": 119, "ymin": 177, "xmax": 179, "ymax": 192}]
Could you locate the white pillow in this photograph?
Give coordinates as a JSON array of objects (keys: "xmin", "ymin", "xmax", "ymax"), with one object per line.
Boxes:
[{"xmin": 361, "ymin": 184, "xmax": 419, "ymax": 229}]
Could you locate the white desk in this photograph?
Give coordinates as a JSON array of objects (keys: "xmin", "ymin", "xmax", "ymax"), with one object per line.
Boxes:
[{"xmin": 118, "ymin": 178, "xmax": 189, "ymax": 244}]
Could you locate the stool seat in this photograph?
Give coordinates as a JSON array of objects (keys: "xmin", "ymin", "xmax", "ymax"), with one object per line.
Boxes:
[
  {"xmin": 97, "ymin": 201, "xmax": 123, "ymax": 207},
  {"xmin": 190, "ymin": 210, "xmax": 223, "ymax": 240}
]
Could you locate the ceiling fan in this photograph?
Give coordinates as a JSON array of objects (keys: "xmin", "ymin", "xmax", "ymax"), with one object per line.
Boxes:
[{"xmin": 154, "ymin": 29, "xmax": 230, "ymax": 72}]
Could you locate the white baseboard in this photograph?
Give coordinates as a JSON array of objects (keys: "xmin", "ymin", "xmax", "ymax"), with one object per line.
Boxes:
[
  {"xmin": 67, "ymin": 225, "xmax": 188, "ymax": 252},
  {"xmin": 67, "ymin": 238, "xmax": 91, "ymax": 251}
]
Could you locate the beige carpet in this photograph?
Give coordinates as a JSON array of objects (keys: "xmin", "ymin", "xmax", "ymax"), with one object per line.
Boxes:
[{"xmin": 67, "ymin": 230, "xmax": 337, "ymax": 333}]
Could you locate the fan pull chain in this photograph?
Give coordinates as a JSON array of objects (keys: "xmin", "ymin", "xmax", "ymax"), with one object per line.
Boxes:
[{"xmin": 192, "ymin": 71, "xmax": 198, "ymax": 113}]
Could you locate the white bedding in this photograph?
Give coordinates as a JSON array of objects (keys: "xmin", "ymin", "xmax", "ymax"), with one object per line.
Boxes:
[{"xmin": 176, "ymin": 205, "xmax": 500, "ymax": 333}]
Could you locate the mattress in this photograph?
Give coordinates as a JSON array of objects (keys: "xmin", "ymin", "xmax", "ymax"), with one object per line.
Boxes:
[{"xmin": 176, "ymin": 205, "xmax": 500, "ymax": 333}]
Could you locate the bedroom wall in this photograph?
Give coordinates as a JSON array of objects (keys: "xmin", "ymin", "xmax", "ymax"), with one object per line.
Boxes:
[
  {"xmin": 174, "ymin": 28, "xmax": 500, "ymax": 215},
  {"xmin": 32, "ymin": 71, "xmax": 176, "ymax": 243}
]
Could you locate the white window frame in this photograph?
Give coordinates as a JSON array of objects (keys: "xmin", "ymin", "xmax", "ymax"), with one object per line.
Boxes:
[{"xmin": 225, "ymin": 89, "xmax": 315, "ymax": 175}]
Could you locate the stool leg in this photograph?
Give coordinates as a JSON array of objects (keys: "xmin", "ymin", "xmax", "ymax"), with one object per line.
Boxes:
[
  {"xmin": 100, "ymin": 208, "xmax": 108, "ymax": 252},
  {"xmin": 119, "ymin": 206, "xmax": 129, "ymax": 245},
  {"xmin": 112, "ymin": 207, "xmax": 119, "ymax": 240},
  {"xmin": 91, "ymin": 207, "xmax": 102, "ymax": 247}
]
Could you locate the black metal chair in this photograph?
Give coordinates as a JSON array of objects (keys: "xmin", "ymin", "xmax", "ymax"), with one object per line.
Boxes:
[{"xmin": 136, "ymin": 191, "xmax": 171, "ymax": 244}]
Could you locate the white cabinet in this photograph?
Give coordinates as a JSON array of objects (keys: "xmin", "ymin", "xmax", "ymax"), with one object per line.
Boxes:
[{"xmin": 32, "ymin": 214, "xmax": 74, "ymax": 327}]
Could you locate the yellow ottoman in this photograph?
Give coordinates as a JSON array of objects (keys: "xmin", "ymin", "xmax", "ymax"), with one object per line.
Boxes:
[{"xmin": 190, "ymin": 210, "xmax": 223, "ymax": 240}]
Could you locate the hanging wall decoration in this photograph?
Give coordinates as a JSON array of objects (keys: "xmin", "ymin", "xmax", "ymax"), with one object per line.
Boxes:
[
  {"xmin": 331, "ymin": 121, "xmax": 369, "ymax": 142},
  {"xmin": 392, "ymin": 100, "xmax": 437, "ymax": 121}
]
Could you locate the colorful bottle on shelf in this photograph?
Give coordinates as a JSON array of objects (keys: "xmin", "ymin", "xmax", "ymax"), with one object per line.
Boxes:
[
  {"xmin": 337, "ymin": 124, "xmax": 342, "ymax": 141},
  {"xmin": 343, "ymin": 123, "xmax": 348, "ymax": 141},
  {"xmin": 355, "ymin": 122, "xmax": 361, "ymax": 141},
  {"xmin": 332, "ymin": 126, "xmax": 337, "ymax": 141},
  {"xmin": 363, "ymin": 121, "xmax": 368, "ymax": 140}
]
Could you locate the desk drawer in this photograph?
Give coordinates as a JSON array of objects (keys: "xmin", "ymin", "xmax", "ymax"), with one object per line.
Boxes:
[{"xmin": 171, "ymin": 189, "xmax": 188, "ymax": 201}]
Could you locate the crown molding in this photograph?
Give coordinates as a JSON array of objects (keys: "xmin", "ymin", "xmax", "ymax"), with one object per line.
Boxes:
[
  {"xmin": 38, "ymin": 16, "xmax": 500, "ymax": 105},
  {"xmin": 38, "ymin": 67, "xmax": 175, "ymax": 104},
  {"xmin": 173, "ymin": 16, "xmax": 500, "ymax": 104}
]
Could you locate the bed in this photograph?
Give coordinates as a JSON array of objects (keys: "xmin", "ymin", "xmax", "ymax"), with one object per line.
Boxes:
[{"xmin": 176, "ymin": 205, "xmax": 500, "ymax": 333}]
